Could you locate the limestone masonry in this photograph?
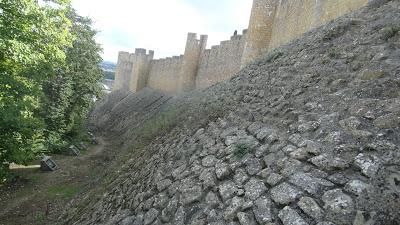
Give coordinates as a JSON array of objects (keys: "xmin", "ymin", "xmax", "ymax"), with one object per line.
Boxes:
[{"xmin": 114, "ymin": 0, "xmax": 369, "ymax": 94}]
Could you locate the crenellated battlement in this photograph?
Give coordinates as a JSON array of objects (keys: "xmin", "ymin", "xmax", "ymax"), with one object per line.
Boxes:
[{"xmin": 114, "ymin": 0, "xmax": 369, "ymax": 94}]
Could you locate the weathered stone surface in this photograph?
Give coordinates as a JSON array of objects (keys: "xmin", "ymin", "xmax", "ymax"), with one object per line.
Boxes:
[
  {"xmin": 224, "ymin": 196, "xmax": 244, "ymax": 220},
  {"xmin": 271, "ymin": 182, "xmax": 303, "ymax": 205},
  {"xmin": 161, "ymin": 198, "xmax": 178, "ymax": 222},
  {"xmin": 344, "ymin": 180, "xmax": 371, "ymax": 195},
  {"xmin": 200, "ymin": 169, "xmax": 216, "ymax": 188},
  {"xmin": 244, "ymin": 157, "xmax": 262, "ymax": 175},
  {"xmin": 289, "ymin": 173, "xmax": 334, "ymax": 195},
  {"xmin": 121, "ymin": 216, "xmax": 136, "ymax": 225},
  {"xmin": 157, "ymin": 179, "xmax": 172, "ymax": 192},
  {"xmin": 205, "ymin": 191, "xmax": 220, "ymax": 208},
  {"xmin": 202, "ymin": 155, "xmax": 218, "ymax": 167},
  {"xmin": 181, "ymin": 185, "xmax": 203, "ymax": 205},
  {"xmin": 215, "ymin": 162, "xmax": 231, "ymax": 180},
  {"xmin": 144, "ymin": 208, "xmax": 159, "ymax": 225},
  {"xmin": 266, "ymin": 173, "xmax": 283, "ymax": 186},
  {"xmin": 354, "ymin": 153, "xmax": 381, "ymax": 178},
  {"xmin": 244, "ymin": 178, "xmax": 267, "ymax": 200},
  {"xmin": 234, "ymin": 169, "xmax": 249, "ymax": 185},
  {"xmin": 298, "ymin": 197, "xmax": 324, "ymax": 220},
  {"xmin": 253, "ymin": 196, "xmax": 272, "ymax": 223},
  {"xmin": 278, "ymin": 206, "xmax": 309, "ymax": 225},
  {"xmin": 237, "ymin": 212, "xmax": 257, "ymax": 225},
  {"xmin": 310, "ymin": 154, "xmax": 349, "ymax": 171},
  {"xmin": 174, "ymin": 206, "xmax": 185, "ymax": 225},
  {"xmin": 322, "ymin": 189, "xmax": 354, "ymax": 224},
  {"xmin": 219, "ymin": 181, "xmax": 238, "ymax": 201},
  {"xmin": 133, "ymin": 214, "xmax": 144, "ymax": 225}
]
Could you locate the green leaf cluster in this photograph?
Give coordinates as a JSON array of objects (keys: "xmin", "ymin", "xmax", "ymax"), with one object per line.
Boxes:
[{"xmin": 0, "ymin": 0, "xmax": 103, "ymax": 182}]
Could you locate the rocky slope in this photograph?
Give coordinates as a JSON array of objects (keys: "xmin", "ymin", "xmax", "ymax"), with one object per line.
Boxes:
[{"xmin": 62, "ymin": 1, "xmax": 400, "ymax": 225}]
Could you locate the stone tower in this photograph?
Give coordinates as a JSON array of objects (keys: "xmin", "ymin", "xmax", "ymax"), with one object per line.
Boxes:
[
  {"xmin": 128, "ymin": 49, "xmax": 154, "ymax": 93},
  {"xmin": 114, "ymin": 51, "xmax": 131, "ymax": 91},
  {"xmin": 241, "ymin": 0, "xmax": 279, "ymax": 68},
  {"xmin": 179, "ymin": 33, "xmax": 208, "ymax": 92},
  {"xmin": 114, "ymin": 49, "xmax": 154, "ymax": 93}
]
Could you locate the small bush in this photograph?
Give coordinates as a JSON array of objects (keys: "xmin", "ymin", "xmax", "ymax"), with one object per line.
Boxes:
[
  {"xmin": 264, "ymin": 50, "xmax": 284, "ymax": 63},
  {"xmin": 379, "ymin": 26, "xmax": 399, "ymax": 41},
  {"xmin": 234, "ymin": 143, "xmax": 251, "ymax": 159}
]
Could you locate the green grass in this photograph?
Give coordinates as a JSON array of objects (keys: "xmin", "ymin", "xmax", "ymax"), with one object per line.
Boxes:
[
  {"xmin": 234, "ymin": 143, "xmax": 251, "ymax": 159},
  {"xmin": 33, "ymin": 212, "xmax": 47, "ymax": 223},
  {"xmin": 47, "ymin": 185, "xmax": 79, "ymax": 199},
  {"xmin": 136, "ymin": 105, "xmax": 189, "ymax": 148}
]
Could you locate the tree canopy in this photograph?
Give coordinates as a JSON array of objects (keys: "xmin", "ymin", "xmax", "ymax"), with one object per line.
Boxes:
[{"xmin": 0, "ymin": 0, "xmax": 103, "ymax": 182}]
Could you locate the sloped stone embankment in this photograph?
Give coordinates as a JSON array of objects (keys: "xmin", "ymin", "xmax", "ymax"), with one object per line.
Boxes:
[{"xmin": 64, "ymin": 1, "xmax": 400, "ymax": 225}]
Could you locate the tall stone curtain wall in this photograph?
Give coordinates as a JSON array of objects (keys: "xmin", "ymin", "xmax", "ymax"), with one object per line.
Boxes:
[
  {"xmin": 114, "ymin": 0, "xmax": 369, "ymax": 94},
  {"xmin": 147, "ymin": 56, "xmax": 184, "ymax": 93},
  {"xmin": 196, "ymin": 31, "xmax": 247, "ymax": 89},
  {"xmin": 268, "ymin": 0, "xmax": 369, "ymax": 50}
]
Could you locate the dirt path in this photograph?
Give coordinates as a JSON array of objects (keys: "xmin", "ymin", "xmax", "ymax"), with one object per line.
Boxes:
[{"xmin": 0, "ymin": 136, "xmax": 110, "ymax": 225}]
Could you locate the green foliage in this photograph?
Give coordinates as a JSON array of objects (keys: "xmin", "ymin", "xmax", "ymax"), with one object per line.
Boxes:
[
  {"xmin": 42, "ymin": 9, "xmax": 103, "ymax": 150},
  {"xmin": 234, "ymin": 143, "xmax": 251, "ymax": 159},
  {"xmin": 0, "ymin": 1, "xmax": 103, "ymax": 182},
  {"xmin": 264, "ymin": 50, "xmax": 284, "ymax": 63},
  {"xmin": 379, "ymin": 25, "xmax": 400, "ymax": 41}
]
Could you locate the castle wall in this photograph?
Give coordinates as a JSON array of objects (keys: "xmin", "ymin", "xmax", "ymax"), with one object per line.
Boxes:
[
  {"xmin": 241, "ymin": 0, "xmax": 278, "ymax": 68},
  {"xmin": 114, "ymin": 0, "xmax": 370, "ymax": 94},
  {"xmin": 196, "ymin": 32, "xmax": 247, "ymax": 89},
  {"xmin": 113, "ymin": 52, "xmax": 132, "ymax": 91},
  {"xmin": 113, "ymin": 49, "xmax": 153, "ymax": 93},
  {"xmin": 268, "ymin": 0, "xmax": 369, "ymax": 50},
  {"xmin": 147, "ymin": 56, "xmax": 183, "ymax": 93},
  {"xmin": 179, "ymin": 33, "xmax": 207, "ymax": 92}
]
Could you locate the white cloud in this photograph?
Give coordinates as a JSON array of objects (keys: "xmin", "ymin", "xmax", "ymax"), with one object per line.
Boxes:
[{"xmin": 72, "ymin": 0, "xmax": 252, "ymax": 62}]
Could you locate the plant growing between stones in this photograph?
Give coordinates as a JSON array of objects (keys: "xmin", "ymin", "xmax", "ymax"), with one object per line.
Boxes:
[{"xmin": 234, "ymin": 143, "xmax": 251, "ymax": 159}]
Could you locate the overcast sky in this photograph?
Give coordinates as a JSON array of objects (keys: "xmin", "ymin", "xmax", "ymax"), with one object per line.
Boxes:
[{"xmin": 71, "ymin": 0, "xmax": 253, "ymax": 62}]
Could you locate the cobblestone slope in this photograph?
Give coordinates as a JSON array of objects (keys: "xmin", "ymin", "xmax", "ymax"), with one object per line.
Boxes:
[{"xmin": 64, "ymin": 1, "xmax": 400, "ymax": 225}]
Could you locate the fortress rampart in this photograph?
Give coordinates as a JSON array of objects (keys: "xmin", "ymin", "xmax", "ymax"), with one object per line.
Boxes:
[{"xmin": 114, "ymin": 0, "xmax": 369, "ymax": 93}]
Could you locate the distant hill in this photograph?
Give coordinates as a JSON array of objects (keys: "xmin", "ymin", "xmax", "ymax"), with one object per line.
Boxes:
[
  {"xmin": 101, "ymin": 61, "xmax": 116, "ymax": 80},
  {"xmin": 101, "ymin": 61, "xmax": 116, "ymax": 72}
]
